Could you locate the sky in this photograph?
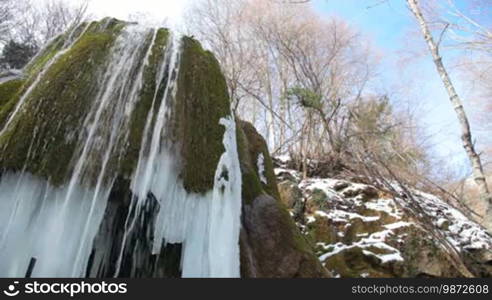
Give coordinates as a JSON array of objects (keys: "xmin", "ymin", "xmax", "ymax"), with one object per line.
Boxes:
[{"xmin": 57, "ymin": 0, "xmax": 481, "ymax": 176}]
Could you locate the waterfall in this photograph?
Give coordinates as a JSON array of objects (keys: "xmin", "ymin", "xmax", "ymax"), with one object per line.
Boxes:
[{"xmin": 0, "ymin": 21, "xmax": 242, "ymax": 278}]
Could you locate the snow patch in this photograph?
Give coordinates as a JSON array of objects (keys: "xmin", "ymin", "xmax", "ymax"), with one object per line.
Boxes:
[
  {"xmin": 384, "ymin": 222, "xmax": 412, "ymax": 230},
  {"xmin": 257, "ymin": 153, "xmax": 267, "ymax": 184},
  {"xmin": 315, "ymin": 210, "xmax": 380, "ymax": 223},
  {"xmin": 317, "ymin": 228, "xmax": 404, "ymax": 264},
  {"xmin": 364, "ymin": 198, "xmax": 403, "ymax": 219},
  {"xmin": 275, "ymin": 154, "xmax": 291, "ymax": 164},
  {"xmin": 362, "ymin": 250, "xmax": 404, "ymax": 264},
  {"xmin": 411, "ymin": 190, "xmax": 491, "ymax": 251},
  {"xmin": 274, "ymin": 168, "xmax": 301, "ymax": 181}
]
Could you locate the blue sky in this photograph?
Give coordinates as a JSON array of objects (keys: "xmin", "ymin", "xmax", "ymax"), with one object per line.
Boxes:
[{"xmin": 312, "ymin": 0, "xmax": 412, "ymax": 48}]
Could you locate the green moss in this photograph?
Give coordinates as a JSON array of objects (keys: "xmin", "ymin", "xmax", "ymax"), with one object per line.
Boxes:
[
  {"xmin": 277, "ymin": 199, "xmax": 316, "ymax": 254},
  {"xmin": 239, "ymin": 120, "xmax": 281, "ymax": 201},
  {"xmin": 0, "ymin": 23, "xmax": 121, "ymax": 185},
  {"xmin": 121, "ymin": 28, "xmax": 170, "ymax": 177},
  {"xmin": 236, "ymin": 122, "xmax": 265, "ymax": 205},
  {"xmin": 0, "ymin": 32, "xmax": 80, "ymax": 127},
  {"xmin": 172, "ymin": 36, "xmax": 231, "ymax": 193},
  {"xmin": 24, "ymin": 36, "xmax": 66, "ymax": 76},
  {"xmin": 25, "ymin": 21, "xmax": 105, "ymax": 77},
  {"xmin": 310, "ymin": 189, "xmax": 330, "ymax": 209},
  {"xmin": 0, "ymin": 80, "xmax": 25, "ymax": 129},
  {"xmin": 324, "ymin": 249, "xmax": 362, "ymax": 278},
  {"xmin": 0, "ymin": 79, "xmax": 24, "ymax": 114},
  {"xmin": 305, "ymin": 218, "xmax": 339, "ymax": 246},
  {"xmin": 237, "ymin": 118, "xmax": 323, "ymax": 276},
  {"xmin": 238, "ymin": 119, "xmax": 312, "ymax": 252}
]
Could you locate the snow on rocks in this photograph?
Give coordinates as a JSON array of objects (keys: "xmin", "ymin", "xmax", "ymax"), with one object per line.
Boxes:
[
  {"xmin": 274, "ymin": 168, "xmax": 302, "ymax": 183},
  {"xmin": 316, "ymin": 226, "xmax": 406, "ymax": 264},
  {"xmin": 273, "ymin": 156, "xmax": 492, "ymax": 277},
  {"xmin": 410, "ymin": 190, "xmax": 492, "ymax": 251},
  {"xmin": 295, "ymin": 176, "xmax": 411, "ymax": 272}
]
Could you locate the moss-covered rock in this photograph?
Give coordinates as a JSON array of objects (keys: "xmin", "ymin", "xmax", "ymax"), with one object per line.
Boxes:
[
  {"xmin": 278, "ymin": 180, "xmax": 302, "ymax": 208},
  {"xmin": 24, "ymin": 35, "xmax": 67, "ymax": 77},
  {"xmin": 172, "ymin": 37, "xmax": 231, "ymax": 194},
  {"xmin": 0, "ymin": 79, "xmax": 25, "ymax": 126},
  {"xmin": 239, "ymin": 121, "xmax": 280, "ymax": 201},
  {"xmin": 0, "ymin": 21, "xmax": 123, "ymax": 185},
  {"xmin": 237, "ymin": 120, "xmax": 328, "ymax": 278}
]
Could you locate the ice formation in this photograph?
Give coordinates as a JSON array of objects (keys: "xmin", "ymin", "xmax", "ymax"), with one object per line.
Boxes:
[{"xmin": 0, "ymin": 172, "xmax": 109, "ymax": 277}]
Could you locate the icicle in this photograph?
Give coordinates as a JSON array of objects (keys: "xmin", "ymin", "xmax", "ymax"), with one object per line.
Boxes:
[
  {"xmin": 208, "ymin": 116, "xmax": 242, "ymax": 277},
  {"xmin": 0, "ymin": 172, "xmax": 109, "ymax": 277},
  {"xmin": 111, "ymin": 29, "xmax": 243, "ymax": 277}
]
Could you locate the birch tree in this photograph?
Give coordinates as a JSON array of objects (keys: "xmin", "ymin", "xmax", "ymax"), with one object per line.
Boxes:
[{"xmin": 407, "ymin": 0, "xmax": 492, "ymax": 232}]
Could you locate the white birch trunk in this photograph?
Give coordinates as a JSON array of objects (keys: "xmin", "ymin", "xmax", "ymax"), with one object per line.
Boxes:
[{"xmin": 407, "ymin": 0, "xmax": 492, "ymax": 232}]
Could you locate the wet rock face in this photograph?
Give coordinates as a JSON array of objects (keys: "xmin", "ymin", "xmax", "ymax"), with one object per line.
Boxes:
[
  {"xmin": 274, "ymin": 156, "xmax": 492, "ymax": 278},
  {"xmin": 172, "ymin": 37, "xmax": 231, "ymax": 194}
]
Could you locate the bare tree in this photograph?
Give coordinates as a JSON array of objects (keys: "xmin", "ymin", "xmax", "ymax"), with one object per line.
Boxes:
[
  {"xmin": 441, "ymin": 0, "xmax": 492, "ymax": 55},
  {"xmin": 0, "ymin": 0, "xmax": 17, "ymax": 44},
  {"xmin": 1, "ymin": 0, "xmax": 89, "ymax": 70},
  {"xmin": 188, "ymin": 0, "xmax": 407, "ymax": 184},
  {"xmin": 10, "ymin": 0, "xmax": 89, "ymax": 47},
  {"xmin": 40, "ymin": 0, "xmax": 89, "ymax": 42},
  {"xmin": 443, "ymin": 0, "xmax": 492, "ymax": 169},
  {"xmin": 186, "ymin": 0, "xmax": 260, "ymax": 109},
  {"xmin": 407, "ymin": 0, "xmax": 492, "ymax": 232}
]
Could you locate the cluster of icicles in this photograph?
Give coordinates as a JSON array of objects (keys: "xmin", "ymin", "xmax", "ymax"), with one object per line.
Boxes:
[{"xmin": 0, "ymin": 22, "xmax": 242, "ymax": 277}]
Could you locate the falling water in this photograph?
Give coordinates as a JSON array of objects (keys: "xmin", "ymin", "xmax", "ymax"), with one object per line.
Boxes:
[{"xmin": 0, "ymin": 21, "xmax": 242, "ymax": 278}]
